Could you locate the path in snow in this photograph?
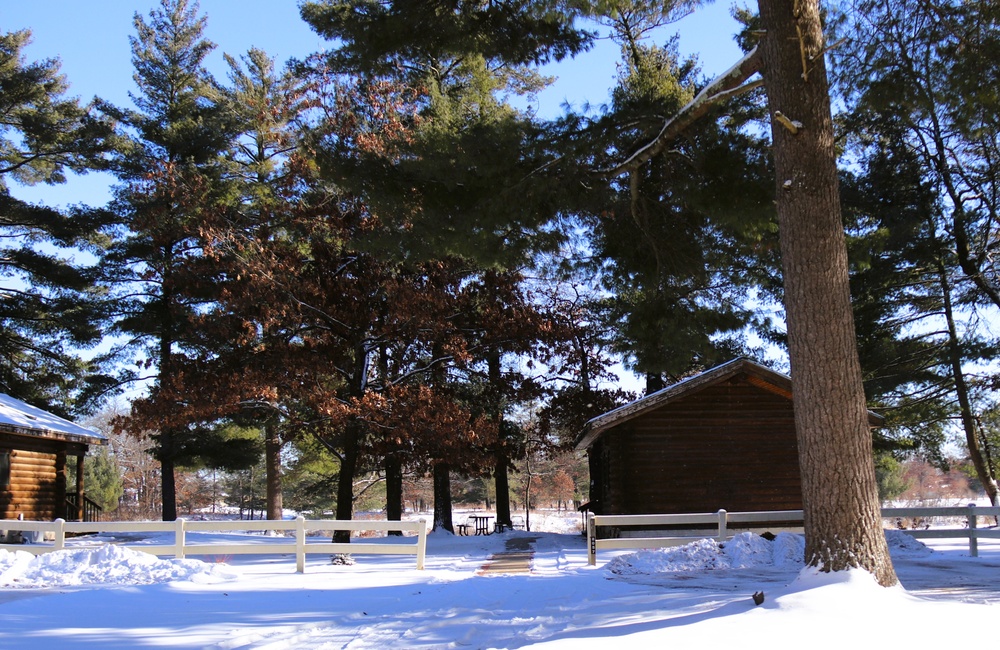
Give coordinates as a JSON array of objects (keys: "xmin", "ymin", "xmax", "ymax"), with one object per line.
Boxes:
[{"xmin": 478, "ymin": 536, "xmax": 540, "ymax": 575}]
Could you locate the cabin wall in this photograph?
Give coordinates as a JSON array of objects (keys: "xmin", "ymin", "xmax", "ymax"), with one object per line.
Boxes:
[
  {"xmin": 601, "ymin": 379, "xmax": 802, "ymax": 515},
  {"xmin": 0, "ymin": 434, "xmax": 68, "ymax": 521}
]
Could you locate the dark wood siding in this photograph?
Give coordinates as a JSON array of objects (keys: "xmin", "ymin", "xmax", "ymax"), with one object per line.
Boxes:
[
  {"xmin": 0, "ymin": 434, "xmax": 68, "ymax": 520},
  {"xmin": 601, "ymin": 378, "xmax": 802, "ymax": 515}
]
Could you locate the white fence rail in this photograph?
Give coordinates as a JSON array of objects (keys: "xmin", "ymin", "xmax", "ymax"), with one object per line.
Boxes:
[
  {"xmin": 587, "ymin": 505, "xmax": 1000, "ymax": 565},
  {"xmin": 0, "ymin": 516, "xmax": 428, "ymax": 572},
  {"xmin": 882, "ymin": 505, "xmax": 1000, "ymax": 558}
]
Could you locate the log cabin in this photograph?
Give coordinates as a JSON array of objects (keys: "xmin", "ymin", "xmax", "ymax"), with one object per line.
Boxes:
[
  {"xmin": 575, "ymin": 358, "xmax": 883, "ymax": 517},
  {"xmin": 0, "ymin": 393, "xmax": 108, "ymax": 523}
]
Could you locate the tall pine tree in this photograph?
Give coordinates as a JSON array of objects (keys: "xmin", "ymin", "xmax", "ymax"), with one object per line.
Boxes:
[
  {"xmin": 582, "ymin": 15, "xmax": 775, "ymax": 389},
  {"xmin": 103, "ymin": 0, "xmax": 235, "ymax": 521},
  {"xmin": 0, "ymin": 29, "xmax": 114, "ymax": 415}
]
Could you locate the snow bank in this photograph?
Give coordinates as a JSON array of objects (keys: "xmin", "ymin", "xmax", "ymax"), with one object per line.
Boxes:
[
  {"xmin": 0, "ymin": 545, "xmax": 239, "ymax": 588},
  {"xmin": 606, "ymin": 530, "xmax": 931, "ymax": 575},
  {"xmin": 0, "ymin": 529, "xmax": 937, "ymax": 589},
  {"xmin": 884, "ymin": 529, "xmax": 934, "ymax": 557},
  {"xmin": 605, "ymin": 532, "xmax": 805, "ymax": 575}
]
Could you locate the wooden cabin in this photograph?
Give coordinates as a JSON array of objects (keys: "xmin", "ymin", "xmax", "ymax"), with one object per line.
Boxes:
[
  {"xmin": 575, "ymin": 358, "xmax": 883, "ymax": 516},
  {"xmin": 0, "ymin": 393, "xmax": 108, "ymax": 523}
]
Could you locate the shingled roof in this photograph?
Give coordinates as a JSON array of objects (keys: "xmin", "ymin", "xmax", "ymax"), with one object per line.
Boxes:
[
  {"xmin": 0, "ymin": 393, "xmax": 107, "ymax": 447},
  {"xmin": 575, "ymin": 357, "xmax": 883, "ymax": 451}
]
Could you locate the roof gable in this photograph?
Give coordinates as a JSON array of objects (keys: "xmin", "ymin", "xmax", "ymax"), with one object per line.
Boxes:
[
  {"xmin": 0, "ymin": 393, "xmax": 107, "ymax": 447},
  {"xmin": 575, "ymin": 358, "xmax": 882, "ymax": 450}
]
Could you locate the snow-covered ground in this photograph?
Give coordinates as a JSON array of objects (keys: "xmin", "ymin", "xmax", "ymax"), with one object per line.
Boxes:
[{"xmin": 0, "ymin": 512, "xmax": 997, "ymax": 649}]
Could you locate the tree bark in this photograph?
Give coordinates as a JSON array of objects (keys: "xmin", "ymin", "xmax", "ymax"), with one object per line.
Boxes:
[
  {"xmin": 264, "ymin": 420, "xmax": 283, "ymax": 521},
  {"xmin": 495, "ymin": 454, "xmax": 512, "ymax": 528},
  {"xmin": 158, "ymin": 252, "xmax": 179, "ymax": 522},
  {"xmin": 385, "ymin": 453, "xmax": 404, "ymax": 536},
  {"xmin": 333, "ymin": 342, "xmax": 371, "ymax": 543},
  {"xmin": 160, "ymin": 446, "xmax": 177, "ymax": 521},
  {"xmin": 937, "ymin": 260, "xmax": 999, "ymax": 506},
  {"xmin": 488, "ymin": 353, "xmax": 512, "ymax": 528},
  {"xmin": 432, "ymin": 462, "xmax": 454, "ymax": 533},
  {"xmin": 757, "ymin": 0, "xmax": 897, "ymax": 585},
  {"xmin": 333, "ymin": 418, "xmax": 361, "ymax": 544}
]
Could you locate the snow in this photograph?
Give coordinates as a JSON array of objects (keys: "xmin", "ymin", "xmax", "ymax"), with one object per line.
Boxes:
[
  {"xmin": 0, "ymin": 392, "xmax": 105, "ymax": 443},
  {"xmin": 0, "ymin": 516, "xmax": 997, "ymax": 649},
  {"xmin": 605, "ymin": 531, "xmax": 807, "ymax": 574},
  {"xmin": 0, "ymin": 545, "xmax": 238, "ymax": 588}
]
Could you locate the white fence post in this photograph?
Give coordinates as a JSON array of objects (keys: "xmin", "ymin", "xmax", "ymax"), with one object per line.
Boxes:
[
  {"xmin": 967, "ymin": 503, "xmax": 979, "ymax": 558},
  {"xmin": 53, "ymin": 518, "xmax": 65, "ymax": 551},
  {"xmin": 416, "ymin": 518, "xmax": 427, "ymax": 570},
  {"xmin": 175, "ymin": 518, "xmax": 186, "ymax": 559},
  {"xmin": 587, "ymin": 513, "xmax": 596, "ymax": 566},
  {"xmin": 716, "ymin": 509, "xmax": 728, "ymax": 542},
  {"xmin": 295, "ymin": 516, "xmax": 306, "ymax": 573}
]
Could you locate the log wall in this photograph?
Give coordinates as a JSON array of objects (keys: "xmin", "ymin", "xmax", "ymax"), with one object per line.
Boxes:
[
  {"xmin": 601, "ymin": 378, "xmax": 803, "ymax": 515},
  {"xmin": 0, "ymin": 435, "xmax": 68, "ymax": 521}
]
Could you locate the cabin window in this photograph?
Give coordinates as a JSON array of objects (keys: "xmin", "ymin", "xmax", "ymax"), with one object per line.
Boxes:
[{"xmin": 0, "ymin": 451, "xmax": 8, "ymax": 488}]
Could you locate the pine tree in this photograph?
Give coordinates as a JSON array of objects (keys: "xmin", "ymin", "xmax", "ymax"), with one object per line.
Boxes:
[
  {"xmin": 103, "ymin": 0, "xmax": 236, "ymax": 521},
  {"xmin": 582, "ymin": 20, "xmax": 775, "ymax": 386},
  {"xmin": 81, "ymin": 448, "xmax": 124, "ymax": 513},
  {"xmin": 211, "ymin": 46, "xmax": 312, "ymax": 521},
  {"xmin": 841, "ymin": 117, "xmax": 956, "ymax": 465},
  {"xmin": 833, "ymin": 0, "xmax": 1000, "ymax": 505},
  {"xmin": 300, "ymin": 0, "xmax": 591, "ymax": 267},
  {"xmin": 0, "ymin": 29, "xmax": 114, "ymax": 415}
]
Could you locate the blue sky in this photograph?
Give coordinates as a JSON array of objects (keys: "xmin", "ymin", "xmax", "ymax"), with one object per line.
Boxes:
[{"xmin": 5, "ymin": 1, "xmax": 746, "ymax": 209}]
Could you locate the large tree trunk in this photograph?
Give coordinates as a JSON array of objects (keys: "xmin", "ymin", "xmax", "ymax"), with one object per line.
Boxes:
[
  {"xmin": 757, "ymin": 0, "xmax": 897, "ymax": 585},
  {"xmin": 333, "ymin": 344, "xmax": 372, "ymax": 543},
  {"xmin": 333, "ymin": 419, "xmax": 361, "ymax": 544},
  {"xmin": 495, "ymin": 454, "xmax": 512, "ymax": 528},
  {"xmin": 264, "ymin": 420, "xmax": 283, "ymax": 521},
  {"xmin": 157, "ymin": 257, "xmax": 181, "ymax": 523},
  {"xmin": 158, "ymin": 320, "xmax": 178, "ymax": 521},
  {"xmin": 432, "ymin": 462, "xmax": 454, "ymax": 533},
  {"xmin": 385, "ymin": 453, "xmax": 404, "ymax": 536},
  {"xmin": 488, "ymin": 353, "xmax": 512, "ymax": 528},
  {"xmin": 160, "ymin": 438, "xmax": 177, "ymax": 521}
]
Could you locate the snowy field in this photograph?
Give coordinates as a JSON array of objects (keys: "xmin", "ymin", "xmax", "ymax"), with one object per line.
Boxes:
[{"xmin": 0, "ymin": 511, "xmax": 998, "ymax": 649}]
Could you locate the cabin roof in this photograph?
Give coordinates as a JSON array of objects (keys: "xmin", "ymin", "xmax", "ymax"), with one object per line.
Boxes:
[
  {"xmin": 574, "ymin": 357, "xmax": 883, "ymax": 451},
  {"xmin": 0, "ymin": 393, "xmax": 108, "ymax": 447}
]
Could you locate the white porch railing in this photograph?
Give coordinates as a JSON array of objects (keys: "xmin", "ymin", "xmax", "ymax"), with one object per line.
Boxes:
[
  {"xmin": 0, "ymin": 516, "xmax": 428, "ymax": 572},
  {"xmin": 587, "ymin": 505, "xmax": 1000, "ymax": 565}
]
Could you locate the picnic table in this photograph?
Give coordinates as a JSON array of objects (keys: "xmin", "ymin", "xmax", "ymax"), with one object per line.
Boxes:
[{"xmin": 471, "ymin": 515, "xmax": 494, "ymax": 535}]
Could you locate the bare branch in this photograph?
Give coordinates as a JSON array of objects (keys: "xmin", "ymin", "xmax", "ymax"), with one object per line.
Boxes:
[{"xmin": 598, "ymin": 46, "xmax": 763, "ymax": 178}]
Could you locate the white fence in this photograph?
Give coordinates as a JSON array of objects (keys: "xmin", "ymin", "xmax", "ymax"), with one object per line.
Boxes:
[
  {"xmin": 0, "ymin": 516, "xmax": 428, "ymax": 572},
  {"xmin": 587, "ymin": 505, "xmax": 1000, "ymax": 565},
  {"xmin": 882, "ymin": 505, "xmax": 1000, "ymax": 558}
]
